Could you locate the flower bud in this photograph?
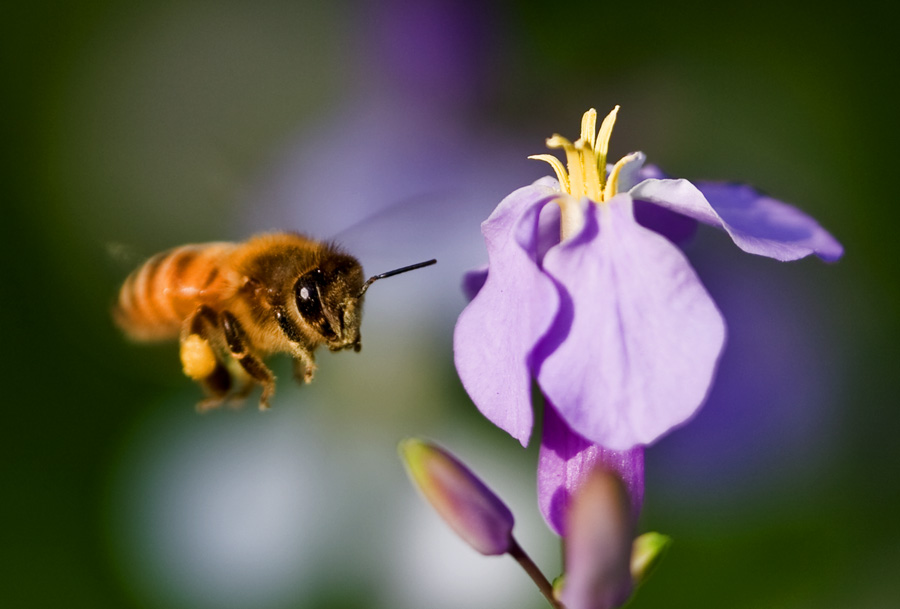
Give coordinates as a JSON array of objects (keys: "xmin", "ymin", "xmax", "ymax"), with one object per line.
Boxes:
[
  {"xmin": 399, "ymin": 439, "xmax": 515, "ymax": 556},
  {"xmin": 559, "ymin": 468, "xmax": 634, "ymax": 609}
]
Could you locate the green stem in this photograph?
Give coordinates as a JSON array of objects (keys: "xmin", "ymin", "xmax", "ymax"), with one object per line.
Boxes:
[{"xmin": 508, "ymin": 537, "xmax": 563, "ymax": 609}]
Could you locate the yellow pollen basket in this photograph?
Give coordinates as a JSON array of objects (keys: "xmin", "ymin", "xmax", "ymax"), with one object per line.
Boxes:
[{"xmin": 180, "ymin": 333, "xmax": 217, "ymax": 380}]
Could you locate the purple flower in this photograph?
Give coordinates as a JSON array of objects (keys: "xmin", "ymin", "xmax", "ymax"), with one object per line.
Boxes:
[{"xmin": 453, "ymin": 107, "xmax": 843, "ymax": 529}]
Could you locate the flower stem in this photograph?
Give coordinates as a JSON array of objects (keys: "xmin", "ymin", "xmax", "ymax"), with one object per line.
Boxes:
[{"xmin": 508, "ymin": 537, "xmax": 563, "ymax": 609}]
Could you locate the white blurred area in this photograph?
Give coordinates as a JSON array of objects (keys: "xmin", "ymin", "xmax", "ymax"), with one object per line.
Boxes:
[
  {"xmin": 106, "ymin": 389, "xmax": 559, "ymax": 609},
  {"xmin": 106, "ymin": 406, "xmax": 321, "ymax": 609}
]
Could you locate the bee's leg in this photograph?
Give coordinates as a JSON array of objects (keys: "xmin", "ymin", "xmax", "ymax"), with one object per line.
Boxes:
[
  {"xmin": 221, "ymin": 310, "xmax": 276, "ymax": 410},
  {"xmin": 291, "ymin": 350, "xmax": 317, "ymax": 384},
  {"xmin": 273, "ymin": 305, "xmax": 317, "ymax": 384},
  {"xmin": 182, "ymin": 305, "xmax": 232, "ymax": 412},
  {"xmin": 225, "ymin": 365, "xmax": 256, "ymax": 407},
  {"xmin": 196, "ymin": 364, "xmax": 234, "ymax": 412}
]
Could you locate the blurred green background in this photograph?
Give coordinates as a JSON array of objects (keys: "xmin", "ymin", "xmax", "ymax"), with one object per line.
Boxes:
[{"xmin": 3, "ymin": 1, "xmax": 898, "ymax": 608}]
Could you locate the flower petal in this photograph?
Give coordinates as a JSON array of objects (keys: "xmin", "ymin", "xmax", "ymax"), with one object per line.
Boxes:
[
  {"xmin": 453, "ymin": 182, "xmax": 560, "ymax": 446},
  {"xmin": 629, "ymin": 179, "xmax": 843, "ymax": 262},
  {"xmin": 538, "ymin": 404, "xmax": 644, "ymax": 537},
  {"xmin": 535, "ymin": 194, "xmax": 727, "ymax": 450}
]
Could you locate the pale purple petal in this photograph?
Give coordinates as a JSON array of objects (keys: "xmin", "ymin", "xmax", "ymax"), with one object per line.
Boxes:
[
  {"xmin": 538, "ymin": 404, "xmax": 644, "ymax": 536},
  {"xmin": 629, "ymin": 179, "xmax": 843, "ymax": 262},
  {"xmin": 453, "ymin": 183, "xmax": 560, "ymax": 446},
  {"xmin": 535, "ymin": 194, "xmax": 727, "ymax": 450}
]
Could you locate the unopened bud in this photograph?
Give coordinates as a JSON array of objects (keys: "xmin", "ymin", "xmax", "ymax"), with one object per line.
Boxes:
[
  {"xmin": 399, "ymin": 439, "xmax": 514, "ymax": 555},
  {"xmin": 559, "ymin": 468, "xmax": 634, "ymax": 609}
]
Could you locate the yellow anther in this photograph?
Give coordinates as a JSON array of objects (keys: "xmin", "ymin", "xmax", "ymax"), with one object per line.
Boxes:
[
  {"xmin": 546, "ymin": 134, "xmax": 585, "ymax": 197},
  {"xmin": 575, "ymin": 138, "xmax": 603, "ymax": 202},
  {"xmin": 529, "ymin": 154, "xmax": 570, "ymax": 194},
  {"xmin": 580, "ymin": 108, "xmax": 598, "ymax": 150},
  {"xmin": 595, "ymin": 105, "xmax": 620, "ymax": 187},
  {"xmin": 545, "ymin": 134, "xmax": 572, "ymax": 149}
]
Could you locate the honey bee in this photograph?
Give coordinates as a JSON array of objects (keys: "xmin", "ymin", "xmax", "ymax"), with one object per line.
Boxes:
[{"xmin": 114, "ymin": 232, "xmax": 435, "ymax": 411}]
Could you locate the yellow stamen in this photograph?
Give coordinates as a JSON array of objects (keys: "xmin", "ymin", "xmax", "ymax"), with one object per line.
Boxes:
[
  {"xmin": 580, "ymin": 108, "xmax": 598, "ymax": 150},
  {"xmin": 595, "ymin": 106, "xmax": 620, "ymax": 184},
  {"xmin": 546, "ymin": 134, "xmax": 585, "ymax": 198},
  {"xmin": 528, "ymin": 154, "xmax": 570, "ymax": 193},
  {"xmin": 575, "ymin": 138, "xmax": 603, "ymax": 202},
  {"xmin": 530, "ymin": 105, "xmax": 639, "ymax": 242}
]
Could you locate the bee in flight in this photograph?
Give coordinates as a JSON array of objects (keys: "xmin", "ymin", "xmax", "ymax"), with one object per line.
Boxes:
[{"xmin": 113, "ymin": 232, "xmax": 435, "ymax": 411}]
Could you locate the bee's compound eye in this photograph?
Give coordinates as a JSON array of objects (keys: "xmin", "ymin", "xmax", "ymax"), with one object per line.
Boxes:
[
  {"xmin": 294, "ymin": 269, "xmax": 338, "ymax": 339},
  {"xmin": 295, "ymin": 272, "xmax": 323, "ymax": 320}
]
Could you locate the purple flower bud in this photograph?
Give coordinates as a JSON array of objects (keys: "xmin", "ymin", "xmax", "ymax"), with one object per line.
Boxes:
[
  {"xmin": 399, "ymin": 439, "xmax": 514, "ymax": 555},
  {"xmin": 559, "ymin": 468, "xmax": 635, "ymax": 609}
]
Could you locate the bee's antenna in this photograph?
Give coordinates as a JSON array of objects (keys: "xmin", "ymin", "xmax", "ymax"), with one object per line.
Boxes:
[{"xmin": 359, "ymin": 259, "xmax": 437, "ymax": 297}]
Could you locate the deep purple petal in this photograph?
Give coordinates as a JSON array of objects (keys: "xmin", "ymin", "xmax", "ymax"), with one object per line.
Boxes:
[
  {"xmin": 461, "ymin": 265, "xmax": 488, "ymax": 301},
  {"xmin": 633, "ymin": 199, "xmax": 699, "ymax": 245},
  {"xmin": 535, "ymin": 194, "xmax": 727, "ymax": 450},
  {"xmin": 638, "ymin": 164, "xmax": 667, "ymax": 180},
  {"xmin": 536, "ymin": 199, "xmax": 562, "ymax": 263},
  {"xmin": 626, "ymin": 161, "xmax": 699, "ymax": 244},
  {"xmin": 629, "ymin": 179, "xmax": 843, "ymax": 262},
  {"xmin": 453, "ymin": 183, "xmax": 560, "ymax": 446},
  {"xmin": 538, "ymin": 404, "xmax": 644, "ymax": 536}
]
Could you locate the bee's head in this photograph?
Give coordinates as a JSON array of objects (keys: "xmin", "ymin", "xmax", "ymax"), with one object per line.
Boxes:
[
  {"xmin": 294, "ymin": 253, "xmax": 365, "ymax": 350},
  {"xmin": 291, "ymin": 256, "xmax": 436, "ymax": 352}
]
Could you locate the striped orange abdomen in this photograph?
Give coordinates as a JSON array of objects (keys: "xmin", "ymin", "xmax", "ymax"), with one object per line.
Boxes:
[{"xmin": 114, "ymin": 243, "xmax": 236, "ymax": 341}]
